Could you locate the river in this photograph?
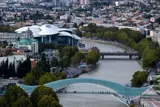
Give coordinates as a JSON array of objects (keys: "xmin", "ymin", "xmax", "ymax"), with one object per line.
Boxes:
[{"xmin": 58, "ymin": 39, "xmax": 143, "ymax": 107}]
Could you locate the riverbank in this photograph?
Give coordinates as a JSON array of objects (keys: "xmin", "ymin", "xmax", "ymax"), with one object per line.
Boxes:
[
  {"xmin": 82, "ymin": 38, "xmax": 136, "ymax": 52},
  {"xmin": 59, "ymin": 40, "xmax": 143, "ymax": 107},
  {"xmin": 82, "ymin": 38, "xmax": 142, "ymax": 63}
]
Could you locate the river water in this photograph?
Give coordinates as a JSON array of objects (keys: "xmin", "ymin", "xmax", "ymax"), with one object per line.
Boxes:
[{"xmin": 58, "ymin": 39, "xmax": 143, "ymax": 107}]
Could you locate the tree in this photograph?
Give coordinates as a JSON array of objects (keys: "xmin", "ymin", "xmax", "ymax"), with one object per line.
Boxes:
[
  {"xmin": 142, "ymin": 48, "xmax": 159, "ymax": 68},
  {"xmin": 60, "ymin": 56, "xmax": 71, "ymax": 68},
  {"xmin": 8, "ymin": 62, "xmax": 16, "ymax": 77},
  {"xmin": 130, "ymin": 104, "xmax": 135, "ymax": 107},
  {"xmin": 13, "ymin": 96, "xmax": 32, "ymax": 107},
  {"xmin": 16, "ymin": 61, "xmax": 22, "ymax": 78},
  {"xmin": 24, "ymin": 65, "xmax": 44, "ymax": 85},
  {"xmin": 3, "ymin": 58, "xmax": 9, "ymax": 78},
  {"xmin": 60, "ymin": 72, "xmax": 66, "ymax": 79},
  {"xmin": 23, "ymin": 72, "xmax": 37, "ymax": 85},
  {"xmin": 156, "ymin": 17, "xmax": 160, "ymax": 24},
  {"xmin": 60, "ymin": 46, "xmax": 76, "ymax": 58},
  {"xmin": 39, "ymin": 73, "xmax": 56, "ymax": 85},
  {"xmin": 0, "ymin": 61, "xmax": 5, "ymax": 77},
  {"xmin": 31, "ymin": 65, "xmax": 44, "ymax": 80},
  {"xmin": 12, "ymin": 62, "xmax": 16, "ymax": 77},
  {"xmin": 4, "ymin": 86, "xmax": 28, "ymax": 106},
  {"xmin": 54, "ymin": 72, "xmax": 66, "ymax": 80},
  {"xmin": 75, "ymin": 29, "xmax": 82, "ymax": 37},
  {"xmin": 16, "ymin": 57, "xmax": 31, "ymax": 78},
  {"xmin": 59, "ymin": 46, "xmax": 78, "ymax": 67},
  {"xmin": 0, "ymin": 98, "xmax": 9, "ymax": 107},
  {"xmin": 73, "ymin": 23, "xmax": 78, "ymax": 28},
  {"xmin": 128, "ymin": 31, "xmax": 142, "ymax": 42},
  {"xmin": 37, "ymin": 53, "xmax": 50, "ymax": 72},
  {"xmin": 5, "ymin": 49, "xmax": 13, "ymax": 56},
  {"xmin": 71, "ymin": 52, "xmax": 83, "ymax": 66},
  {"xmin": 131, "ymin": 71, "xmax": 147, "ymax": 87},
  {"xmin": 38, "ymin": 95, "xmax": 61, "ymax": 107},
  {"xmin": 86, "ymin": 50, "xmax": 100, "ymax": 65},
  {"xmin": 51, "ymin": 57, "xmax": 59, "ymax": 67},
  {"xmin": 30, "ymin": 86, "xmax": 59, "ymax": 107},
  {"xmin": 8, "ymin": 63, "xmax": 13, "ymax": 77}
]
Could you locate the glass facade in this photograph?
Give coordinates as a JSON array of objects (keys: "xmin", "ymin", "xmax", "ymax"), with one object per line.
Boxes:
[{"xmin": 34, "ymin": 34, "xmax": 79, "ymax": 46}]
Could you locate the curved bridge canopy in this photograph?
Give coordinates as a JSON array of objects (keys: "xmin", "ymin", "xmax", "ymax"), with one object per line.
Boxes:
[{"xmin": 17, "ymin": 78, "xmax": 152, "ymax": 99}]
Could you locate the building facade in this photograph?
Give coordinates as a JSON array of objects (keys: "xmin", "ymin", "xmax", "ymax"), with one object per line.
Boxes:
[
  {"xmin": 17, "ymin": 38, "xmax": 39, "ymax": 53},
  {"xmin": 15, "ymin": 24, "xmax": 81, "ymax": 46},
  {"xmin": 0, "ymin": 32, "xmax": 30, "ymax": 43}
]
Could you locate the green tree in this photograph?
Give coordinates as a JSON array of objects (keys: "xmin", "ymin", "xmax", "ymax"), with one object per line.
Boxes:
[
  {"xmin": 4, "ymin": 86, "xmax": 28, "ymax": 106},
  {"xmin": 60, "ymin": 72, "xmax": 66, "ymax": 79},
  {"xmin": 60, "ymin": 56, "xmax": 71, "ymax": 68},
  {"xmin": 51, "ymin": 57, "xmax": 59, "ymax": 67},
  {"xmin": 38, "ymin": 95, "xmax": 61, "ymax": 107},
  {"xmin": 86, "ymin": 50, "xmax": 100, "ymax": 65},
  {"xmin": 71, "ymin": 52, "xmax": 83, "ymax": 66},
  {"xmin": 135, "ymin": 39, "xmax": 150, "ymax": 55},
  {"xmin": 13, "ymin": 96, "xmax": 32, "ymax": 107},
  {"xmin": 60, "ymin": 46, "xmax": 76, "ymax": 58},
  {"xmin": 24, "ymin": 72, "xmax": 37, "ymax": 85},
  {"xmin": 55, "ymin": 72, "xmax": 66, "ymax": 80},
  {"xmin": 0, "ymin": 98, "xmax": 9, "ymax": 107},
  {"xmin": 16, "ymin": 57, "xmax": 31, "ymax": 78},
  {"xmin": 131, "ymin": 71, "xmax": 147, "ymax": 87},
  {"xmin": 130, "ymin": 104, "xmax": 135, "ymax": 107},
  {"xmin": 142, "ymin": 48, "xmax": 159, "ymax": 68},
  {"xmin": 39, "ymin": 72, "xmax": 56, "ymax": 85},
  {"xmin": 23, "ymin": 65, "xmax": 44, "ymax": 85},
  {"xmin": 37, "ymin": 53, "xmax": 50, "ymax": 72},
  {"xmin": 30, "ymin": 86, "xmax": 59, "ymax": 107},
  {"xmin": 31, "ymin": 66, "xmax": 44, "ymax": 81}
]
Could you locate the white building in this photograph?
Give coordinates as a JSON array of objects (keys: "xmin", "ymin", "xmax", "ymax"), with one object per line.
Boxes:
[{"xmin": 15, "ymin": 24, "xmax": 81, "ymax": 46}]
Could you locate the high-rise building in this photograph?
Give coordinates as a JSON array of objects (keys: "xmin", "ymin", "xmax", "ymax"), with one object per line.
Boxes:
[
  {"xmin": 72, "ymin": 0, "xmax": 79, "ymax": 4},
  {"xmin": 80, "ymin": 0, "xmax": 89, "ymax": 5},
  {"xmin": 52, "ymin": 0, "xmax": 71, "ymax": 7},
  {"xmin": 17, "ymin": 0, "xmax": 36, "ymax": 4}
]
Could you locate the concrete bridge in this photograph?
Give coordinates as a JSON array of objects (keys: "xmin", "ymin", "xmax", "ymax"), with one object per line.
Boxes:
[{"xmin": 100, "ymin": 52, "xmax": 140, "ymax": 59}]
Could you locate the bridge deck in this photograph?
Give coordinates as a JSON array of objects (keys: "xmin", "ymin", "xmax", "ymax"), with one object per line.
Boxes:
[
  {"xmin": 57, "ymin": 91, "xmax": 114, "ymax": 94},
  {"xmin": 100, "ymin": 52, "xmax": 140, "ymax": 56}
]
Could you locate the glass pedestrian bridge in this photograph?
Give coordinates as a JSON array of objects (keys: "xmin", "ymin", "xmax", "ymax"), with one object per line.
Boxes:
[{"xmin": 17, "ymin": 78, "xmax": 153, "ymax": 106}]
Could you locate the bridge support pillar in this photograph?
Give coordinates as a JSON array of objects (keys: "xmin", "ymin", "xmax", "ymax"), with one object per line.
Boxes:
[
  {"xmin": 129, "ymin": 55, "xmax": 132, "ymax": 60},
  {"xmin": 101, "ymin": 55, "xmax": 104, "ymax": 59}
]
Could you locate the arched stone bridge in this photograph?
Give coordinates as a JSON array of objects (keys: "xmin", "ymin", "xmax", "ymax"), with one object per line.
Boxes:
[{"xmin": 17, "ymin": 78, "xmax": 153, "ymax": 106}]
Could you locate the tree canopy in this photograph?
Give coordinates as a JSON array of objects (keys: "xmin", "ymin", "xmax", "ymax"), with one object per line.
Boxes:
[
  {"xmin": 39, "ymin": 72, "xmax": 56, "ymax": 85},
  {"xmin": 38, "ymin": 95, "xmax": 61, "ymax": 107},
  {"xmin": 71, "ymin": 52, "xmax": 84, "ymax": 66},
  {"xmin": 0, "ymin": 86, "xmax": 61, "ymax": 107},
  {"xmin": 13, "ymin": 96, "xmax": 32, "ymax": 107},
  {"xmin": 131, "ymin": 71, "xmax": 147, "ymax": 87},
  {"xmin": 0, "ymin": 86, "xmax": 28, "ymax": 107},
  {"xmin": 30, "ymin": 86, "xmax": 59, "ymax": 107},
  {"xmin": 86, "ymin": 50, "xmax": 100, "ymax": 65},
  {"xmin": 82, "ymin": 24, "xmax": 160, "ymax": 68}
]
